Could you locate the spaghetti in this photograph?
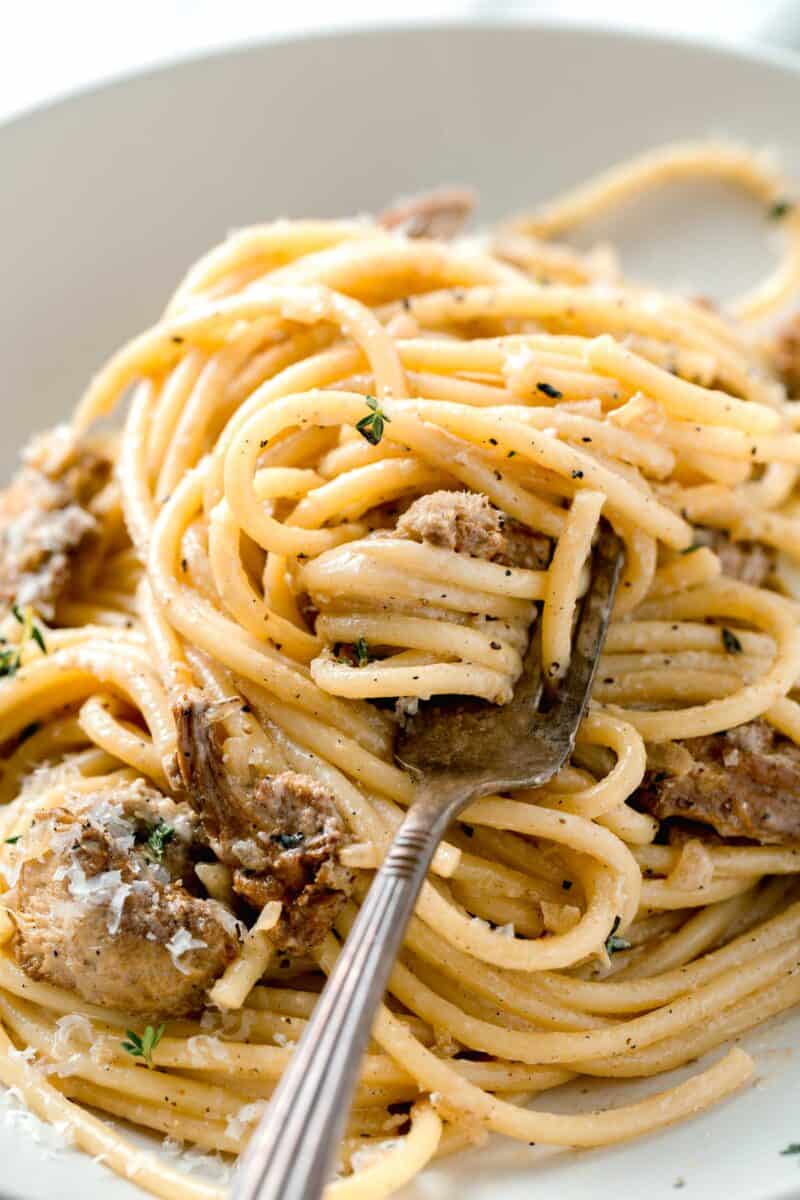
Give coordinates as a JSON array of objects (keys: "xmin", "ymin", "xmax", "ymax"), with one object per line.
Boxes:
[{"xmin": 0, "ymin": 141, "xmax": 799, "ymax": 1198}]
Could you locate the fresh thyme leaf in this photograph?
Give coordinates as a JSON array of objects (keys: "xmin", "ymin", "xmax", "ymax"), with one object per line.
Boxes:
[
  {"xmin": 143, "ymin": 821, "xmax": 175, "ymax": 862},
  {"xmin": 0, "ymin": 649, "xmax": 20, "ymax": 678},
  {"xmin": 121, "ymin": 1023, "xmax": 165, "ymax": 1069},
  {"xmin": 606, "ymin": 935, "xmax": 632, "ymax": 954},
  {"xmin": 355, "ymin": 637, "xmax": 371, "ymax": 667},
  {"xmin": 721, "ymin": 627, "xmax": 743, "ymax": 655},
  {"xmin": 271, "ymin": 832, "xmax": 306, "ymax": 851},
  {"xmin": 769, "ymin": 199, "xmax": 794, "ymax": 221},
  {"xmin": 679, "ymin": 544, "xmax": 702, "ymax": 555},
  {"xmin": 8, "ymin": 603, "xmax": 47, "ymax": 661},
  {"xmin": 335, "ymin": 639, "xmax": 372, "ymax": 667},
  {"xmin": 141, "ymin": 1023, "xmax": 165, "ymax": 1067},
  {"xmin": 604, "ymin": 915, "xmax": 631, "ymax": 955},
  {"xmin": 781, "ymin": 1143, "xmax": 800, "ymax": 1155},
  {"xmin": 355, "ymin": 395, "xmax": 391, "ymax": 446},
  {"xmin": 4, "ymin": 835, "xmax": 21, "ymax": 845}
]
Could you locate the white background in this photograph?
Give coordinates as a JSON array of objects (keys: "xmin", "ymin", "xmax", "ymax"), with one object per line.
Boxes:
[{"xmin": 2, "ymin": 0, "xmax": 800, "ymax": 123}]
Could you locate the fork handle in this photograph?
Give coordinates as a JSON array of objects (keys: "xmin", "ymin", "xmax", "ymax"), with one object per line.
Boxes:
[{"xmin": 233, "ymin": 786, "xmax": 457, "ymax": 1200}]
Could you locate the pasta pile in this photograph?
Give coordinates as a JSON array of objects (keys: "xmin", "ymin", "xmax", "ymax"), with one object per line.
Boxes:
[{"xmin": 0, "ymin": 142, "xmax": 799, "ymax": 1199}]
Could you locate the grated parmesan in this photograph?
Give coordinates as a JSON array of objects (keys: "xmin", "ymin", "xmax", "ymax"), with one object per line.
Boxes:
[
  {"xmin": 225, "ymin": 1100, "xmax": 267, "ymax": 1141},
  {"xmin": 166, "ymin": 928, "xmax": 207, "ymax": 974},
  {"xmin": 106, "ymin": 882, "xmax": 131, "ymax": 935}
]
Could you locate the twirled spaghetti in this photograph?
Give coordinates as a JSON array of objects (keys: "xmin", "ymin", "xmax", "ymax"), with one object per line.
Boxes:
[{"xmin": 0, "ymin": 141, "xmax": 800, "ymax": 1198}]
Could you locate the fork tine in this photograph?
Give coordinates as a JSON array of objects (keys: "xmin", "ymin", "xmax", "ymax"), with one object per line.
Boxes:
[
  {"xmin": 395, "ymin": 521, "xmax": 624, "ymax": 782},
  {"xmin": 545, "ymin": 522, "xmax": 625, "ymax": 740}
]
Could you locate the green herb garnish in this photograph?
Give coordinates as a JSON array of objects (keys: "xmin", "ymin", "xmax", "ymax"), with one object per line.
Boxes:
[
  {"xmin": 604, "ymin": 915, "xmax": 631, "ymax": 955},
  {"xmin": 722, "ymin": 628, "xmax": 743, "ymax": 655},
  {"xmin": 271, "ymin": 832, "xmax": 305, "ymax": 851},
  {"xmin": 336, "ymin": 638, "xmax": 372, "ymax": 668},
  {"xmin": 781, "ymin": 1143, "xmax": 800, "ymax": 1156},
  {"xmin": 0, "ymin": 648, "xmax": 20, "ymax": 679},
  {"xmin": 354, "ymin": 637, "xmax": 371, "ymax": 667},
  {"xmin": 4, "ymin": 835, "xmax": 21, "ymax": 845},
  {"xmin": 143, "ymin": 821, "xmax": 175, "ymax": 863},
  {"xmin": 680, "ymin": 544, "xmax": 702, "ymax": 555},
  {"xmin": 355, "ymin": 395, "xmax": 391, "ymax": 446},
  {"xmin": 769, "ymin": 199, "xmax": 794, "ymax": 221},
  {"xmin": 1, "ymin": 605, "xmax": 48, "ymax": 677},
  {"xmin": 121, "ymin": 1024, "xmax": 165, "ymax": 1069},
  {"xmin": 12, "ymin": 604, "xmax": 47, "ymax": 654}
]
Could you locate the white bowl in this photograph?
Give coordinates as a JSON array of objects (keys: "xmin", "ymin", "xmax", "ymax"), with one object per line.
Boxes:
[{"xmin": 1, "ymin": 21, "xmax": 800, "ymax": 1200}]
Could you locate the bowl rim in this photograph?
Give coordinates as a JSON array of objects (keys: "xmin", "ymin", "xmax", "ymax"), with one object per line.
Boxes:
[{"xmin": 1, "ymin": 17, "xmax": 799, "ymax": 138}]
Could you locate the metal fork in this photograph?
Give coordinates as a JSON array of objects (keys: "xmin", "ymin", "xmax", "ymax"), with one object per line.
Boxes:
[{"xmin": 233, "ymin": 525, "xmax": 624, "ymax": 1200}]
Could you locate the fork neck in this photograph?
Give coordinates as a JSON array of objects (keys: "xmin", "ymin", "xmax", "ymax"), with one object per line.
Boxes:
[{"xmin": 403, "ymin": 773, "xmax": 477, "ymax": 842}]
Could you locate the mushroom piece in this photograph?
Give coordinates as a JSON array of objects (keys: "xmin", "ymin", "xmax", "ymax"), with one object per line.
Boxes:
[
  {"xmin": 773, "ymin": 311, "xmax": 800, "ymax": 398},
  {"xmin": 6, "ymin": 781, "xmax": 240, "ymax": 1018},
  {"xmin": 377, "ymin": 187, "xmax": 476, "ymax": 240},
  {"xmin": 0, "ymin": 426, "xmax": 113, "ymax": 618},
  {"xmin": 694, "ymin": 526, "xmax": 774, "ymax": 588},
  {"xmin": 635, "ymin": 720, "xmax": 800, "ymax": 845},
  {"xmin": 396, "ymin": 489, "xmax": 551, "ymax": 569},
  {"xmin": 174, "ymin": 694, "xmax": 354, "ymax": 955}
]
